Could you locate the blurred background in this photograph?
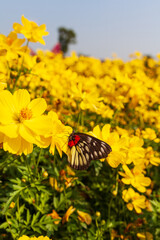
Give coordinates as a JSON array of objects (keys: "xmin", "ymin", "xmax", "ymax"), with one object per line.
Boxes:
[{"xmin": 1, "ymin": 0, "xmax": 160, "ymax": 60}]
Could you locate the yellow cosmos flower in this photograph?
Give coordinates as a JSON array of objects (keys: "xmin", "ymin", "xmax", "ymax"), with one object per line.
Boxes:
[
  {"xmin": 142, "ymin": 128, "xmax": 156, "ymax": 140},
  {"xmin": 119, "ymin": 165, "xmax": 151, "ymax": 193},
  {"xmin": 0, "ymin": 89, "xmax": 51, "ymax": 155},
  {"xmin": 150, "ymin": 156, "xmax": 160, "ymax": 166},
  {"xmin": 122, "ymin": 188, "xmax": 146, "ymax": 213},
  {"xmin": 62, "ymin": 206, "xmax": 76, "ymax": 224},
  {"xmin": 126, "ymin": 136, "xmax": 145, "ymax": 165},
  {"xmin": 13, "ymin": 15, "xmax": 49, "ymax": 45},
  {"xmin": 47, "ymin": 111, "xmax": 72, "ymax": 157},
  {"xmin": 18, "ymin": 236, "xmax": 30, "ymax": 240},
  {"xmin": 106, "ymin": 132, "xmax": 128, "ymax": 168},
  {"xmin": 18, "ymin": 236, "xmax": 51, "ymax": 240},
  {"xmin": 145, "ymin": 147, "xmax": 160, "ymax": 166},
  {"xmin": 0, "ymin": 31, "xmax": 26, "ymax": 60},
  {"xmin": 90, "ymin": 124, "xmax": 111, "ymax": 141},
  {"xmin": 77, "ymin": 210, "xmax": 92, "ymax": 225},
  {"xmin": 47, "ymin": 209, "xmax": 62, "ymax": 224}
]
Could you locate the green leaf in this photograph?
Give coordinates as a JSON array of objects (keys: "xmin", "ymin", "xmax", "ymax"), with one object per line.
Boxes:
[
  {"xmin": 53, "ymin": 166, "xmax": 59, "ymax": 177},
  {"xmin": 2, "ymin": 187, "xmax": 26, "ymax": 214},
  {"xmin": 31, "ymin": 212, "xmax": 40, "ymax": 226},
  {"xmin": 80, "ymin": 222, "xmax": 87, "ymax": 229},
  {"xmin": 0, "ymin": 222, "xmax": 8, "ymax": 229},
  {"xmin": 60, "ymin": 192, "xmax": 64, "ymax": 203},
  {"xmin": 53, "ymin": 196, "xmax": 59, "ymax": 209},
  {"xmin": 31, "ymin": 226, "xmax": 41, "ymax": 234},
  {"xmin": 26, "ymin": 209, "xmax": 31, "ymax": 224}
]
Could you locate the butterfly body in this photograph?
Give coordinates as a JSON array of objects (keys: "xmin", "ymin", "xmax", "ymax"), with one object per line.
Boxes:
[{"xmin": 67, "ymin": 132, "xmax": 112, "ymax": 170}]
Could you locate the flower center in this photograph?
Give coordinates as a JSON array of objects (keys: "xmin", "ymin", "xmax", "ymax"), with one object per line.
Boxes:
[{"xmin": 19, "ymin": 107, "xmax": 32, "ymax": 121}]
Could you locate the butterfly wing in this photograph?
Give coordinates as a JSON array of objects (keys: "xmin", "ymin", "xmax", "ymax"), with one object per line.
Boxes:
[{"xmin": 67, "ymin": 132, "xmax": 112, "ymax": 170}]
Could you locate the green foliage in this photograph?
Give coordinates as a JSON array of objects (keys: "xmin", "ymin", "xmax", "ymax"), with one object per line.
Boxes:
[
  {"xmin": 1, "ymin": 145, "xmax": 159, "ymax": 240},
  {"xmin": 58, "ymin": 27, "xmax": 76, "ymax": 54}
]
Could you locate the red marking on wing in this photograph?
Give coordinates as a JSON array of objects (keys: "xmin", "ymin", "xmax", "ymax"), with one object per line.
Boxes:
[{"xmin": 68, "ymin": 135, "xmax": 80, "ymax": 147}]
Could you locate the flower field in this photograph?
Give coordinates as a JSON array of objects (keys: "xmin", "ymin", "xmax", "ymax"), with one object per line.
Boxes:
[{"xmin": 0, "ymin": 16, "xmax": 160, "ymax": 240}]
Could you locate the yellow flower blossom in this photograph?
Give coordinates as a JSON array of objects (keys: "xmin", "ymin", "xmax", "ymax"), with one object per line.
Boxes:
[
  {"xmin": 47, "ymin": 209, "xmax": 62, "ymax": 224},
  {"xmin": 107, "ymin": 133, "xmax": 128, "ymax": 168},
  {"xmin": 0, "ymin": 31, "xmax": 26, "ymax": 61},
  {"xmin": 150, "ymin": 156, "xmax": 160, "ymax": 166},
  {"xmin": 122, "ymin": 188, "xmax": 146, "ymax": 213},
  {"xmin": 62, "ymin": 206, "xmax": 76, "ymax": 224},
  {"xmin": 77, "ymin": 210, "xmax": 92, "ymax": 225},
  {"xmin": 119, "ymin": 165, "xmax": 151, "ymax": 193},
  {"xmin": 13, "ymin": 15, "xmax": 49, "ymax": 45},
  {"xmin": 0, "ymin": 89, "xmax": 51, "ymax": 155},
  {"xmin": 1, "ymin": 17, "xmax": 160, "ymax": 240},
  {"xmin": 145, "ymin": 147, "xmax": 160, "ymax": 166},
  {"xmin": 142, "ymin": 128, "xmax": 157, "ymax": 140},
  {"xmin": 126, "ymin": 136, "xmax": 145, "ymax": 165},
  {"xmin": 46, "ymin": 111, "xmax": 72, "ymax": 157},
  {"xmin": 18, "ymin": 236, "xmax": 51, "ymax": 240},
  {"xmin": 18, "ymin": 236, "xmax": 30, "ymax": 240}
]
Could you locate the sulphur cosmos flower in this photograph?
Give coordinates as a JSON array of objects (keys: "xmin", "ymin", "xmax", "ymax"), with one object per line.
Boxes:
[
  {"xmin": 122, "ymin": 188, "xmax": 146, "ymax": 214},
  {"xmin": 13, "ymin": 15, "xmax": 49, "ymax": 45}
]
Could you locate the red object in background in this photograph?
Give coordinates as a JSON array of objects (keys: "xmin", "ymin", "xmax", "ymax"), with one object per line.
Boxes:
[
  {"xmin": 29, "ymin": 43, "xmax": 61, "ymax": 56},
  {"xmin": 51, "ymin": 43, "xmax": 61, "ymax": 54},
  {"xmin": 30, "ymin": 48, "xmax": 36, "ymax": 56}
]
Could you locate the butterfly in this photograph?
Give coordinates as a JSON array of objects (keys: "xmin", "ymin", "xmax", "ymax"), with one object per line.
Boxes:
[{"xmin": 67, "ymin": 131, "xmax": 112, "ymax": 170}]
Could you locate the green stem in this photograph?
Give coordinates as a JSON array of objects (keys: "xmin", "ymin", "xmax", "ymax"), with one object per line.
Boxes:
[
  {"xmin": 17, "ymin": 196, "xmax": 20, "ymax": 222},
  {"xmin": 36, "ymin": 148, "xmax": 42, "ymax": 175},
  {"xmin": 108, "ymin": 196, "xmax": 113, "ymax": 221},
  {"xmin": 115, "ymin": 170, "xmax": 119, "ymax": 194},
  {"xmin": 6, "ymin": 214, "xmax": 15, "ymax": 240},
  {"xmin": 21, "ymin": 154, "xmax": 33, "ymax": 182}
]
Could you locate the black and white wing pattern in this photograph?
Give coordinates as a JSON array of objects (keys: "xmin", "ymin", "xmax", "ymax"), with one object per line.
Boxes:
[{"xmin": 67, "ymin": 132, "xmax": 112, "ymax": 170}]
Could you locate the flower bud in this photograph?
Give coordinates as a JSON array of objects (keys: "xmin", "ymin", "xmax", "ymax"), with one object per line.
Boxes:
[{"xmin": 43, "ymin": 171, "xmax": 48, "ymax": 177}]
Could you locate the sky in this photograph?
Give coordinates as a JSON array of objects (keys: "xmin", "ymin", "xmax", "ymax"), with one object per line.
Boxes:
[{"xmin": 1, "ymin": 0, "xmax": 160, "ymax": 60}]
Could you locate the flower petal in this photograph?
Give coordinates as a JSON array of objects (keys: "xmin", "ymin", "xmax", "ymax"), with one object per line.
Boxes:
[
  {"xmin": 0, "ymin": 124, "xmax": 18, "ymax": 138},
  {"xmin": 13, "ymin": 89, "xmax": 30, "ymax": 111},
  {"xmin": 13, "ymin": 23, "xmax": 23, "ymax": 33},
  {"xmin": 77, "ymin": 210, "xmax": 92, "ymax": 225},
  {"xmin": 18, "ymin": 138, "xmax": 33, "ymax": 155},
  {"xmin": 24, "ymin": 115, "xmax": 52, "ymax": 136},
  {"xmin": 28, "ymin": 98, "xmax": 47, "ymax": 117},
  {"xmin": 3, "ymin": 135, "xmax": 21, "ymax": 154},
  {"xmin": 0, "ymin": 90, "xmax": 16, "ymax": 124},
  {"xmin": 19, "ymin": 124, "xmax": 36, "ymax": 143}
]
